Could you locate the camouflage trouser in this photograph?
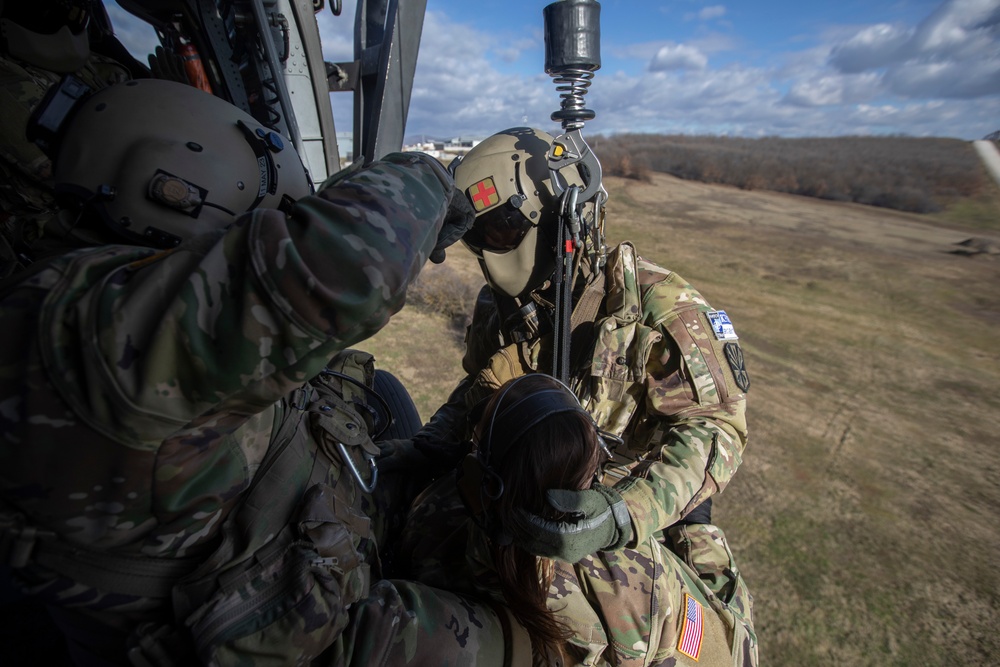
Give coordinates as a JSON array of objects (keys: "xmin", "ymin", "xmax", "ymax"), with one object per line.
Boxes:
[
  {"xmin": 331, "ymin": 579, "xmax": 530, "ymax": 667},
  {"xmin": 665, "ymin": 523, "xmax": 758, "ymax": 666}
]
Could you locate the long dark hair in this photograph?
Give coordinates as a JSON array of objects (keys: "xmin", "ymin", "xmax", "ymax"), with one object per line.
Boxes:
[{"xmin": 474, "ymin": 375, "xmax": 602, "ymax": 660}]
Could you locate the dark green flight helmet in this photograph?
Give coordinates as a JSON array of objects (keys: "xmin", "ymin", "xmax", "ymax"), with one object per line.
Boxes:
[{"xmin": 52, "ymin": 78, "xmax": 311, "ymax": 248}]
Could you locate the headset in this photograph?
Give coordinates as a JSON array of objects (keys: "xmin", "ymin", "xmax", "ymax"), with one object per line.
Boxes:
[{"xmin": 458, "ymin": 373, "xmax": 620, "ymax": 545}]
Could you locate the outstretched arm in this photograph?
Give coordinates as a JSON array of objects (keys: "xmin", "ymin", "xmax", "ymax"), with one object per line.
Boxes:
[{"xmin": 34, "ymin": 153, "xmax": 469, "ymax": 448}]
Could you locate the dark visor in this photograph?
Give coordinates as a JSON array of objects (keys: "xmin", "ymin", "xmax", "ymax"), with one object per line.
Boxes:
[
  {"xmin": 463, "ymin": 205, "xmax": 534, "ymax": 255},
  {"xmin": 6, "ymin": 1, "xmax": 90, "ymax": 35}
]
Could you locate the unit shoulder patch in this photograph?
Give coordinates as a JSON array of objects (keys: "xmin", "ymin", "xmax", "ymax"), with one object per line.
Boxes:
[
  {"xmin": 724, "ymin": 342, "xmax": 751, "ymax": 393},
  {"xmin": 706, "ymin": 309, "xmax": 738, "ymax": 341}
]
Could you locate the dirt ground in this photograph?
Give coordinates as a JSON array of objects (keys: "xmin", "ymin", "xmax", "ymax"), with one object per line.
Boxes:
[{"xmin": 360, "ymin": 172, "xmax": 1000, "ymax": 667}]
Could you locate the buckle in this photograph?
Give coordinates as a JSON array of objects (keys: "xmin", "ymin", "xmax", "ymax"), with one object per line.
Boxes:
[{"xmin": 0, "ymin": 513, "xmax": 55, "ymax": 568}]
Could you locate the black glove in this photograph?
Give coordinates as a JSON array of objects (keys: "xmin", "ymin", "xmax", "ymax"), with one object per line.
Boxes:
[
  {"xmin": 510, "ymin": 483, "xmax": 633, "ymax": 563},
  {"xmin": 148, "ymin": 46, "xmax": 187, "ymax": 84},
  {"xmin": 431, "ymin": 190, "xmax": 475, "ymax": 264},
  {"xmin": 406, "ymin": 152, "xmax": 475, "ymax": 264},
  {"xmin": 375, "ymin": 437, "xmax": 469, "ymax": 476}
]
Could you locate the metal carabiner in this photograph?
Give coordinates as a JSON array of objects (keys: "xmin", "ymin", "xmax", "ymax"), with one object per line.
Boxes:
[
  {"xmin": 546, "ymin": 128, "xmax": 606, "ymax": 203},
  {"xmin": 336, "ymin": 441, "xmax": 378, "ymax": 493}
]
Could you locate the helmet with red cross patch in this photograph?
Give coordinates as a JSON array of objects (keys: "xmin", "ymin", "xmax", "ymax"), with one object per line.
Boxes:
[{"xmin": 454, "ymin": 127, "xmax": 584, "ymax": 299}]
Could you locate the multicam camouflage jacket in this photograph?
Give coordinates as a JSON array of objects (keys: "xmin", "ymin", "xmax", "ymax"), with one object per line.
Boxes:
[
  {"xmin": 421, "ymin": 242, "xmax": 751, "ymax": 546},
  {"xmin": 399, "ymin": 477, "xmax": 758, "ymax": 667},
  {"xmin": 0, "ymin": 153, "xmax": 475, "ymax": 664}
]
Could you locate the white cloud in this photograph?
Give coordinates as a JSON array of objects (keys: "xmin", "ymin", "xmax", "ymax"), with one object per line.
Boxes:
[
  {"xmin": 699, "ymin": 6, "xmax": 727, "ymax": 21},
  {"xmin": 315, "ymin": 8, "xmax": 356, "ymax": 63},
  {"xmin": 614, "ymin": 33, "xmax": 735, "ymax": 63},
  {"xmin": 496, "ymin": 37, "xmax": 538, "ymax": 64},
  {"xmin": 828, "ymin": 23, "xmax": 913, "ymax": 72},
  {"xmin": 885, "ymin": 58, "xmax": 1000, "ymax": 97},
  {"xmin": 784, "ymin": 72, "xmax": 883, "ymax": 106},
  {"xmin": 105, "ymin": 2, "xmax": 159, "ymax": 59},
  {"xmin": 401, "ymin": 2, "xmax": 1000, "ymax": 140},
  {"xmin": 97, "ymin": 1, "xmax": 1000, "ymax": 141},
  {"xmin": 649, "ymin": 43, "xmax": 708, "ymax": 71},
  {"xmin": 828, "ymin": 0, "xmax": 1000, "ymax": 99},
  {"xmin": 404, "ymin": 12, "xmax": 554, "ymax": 137}
]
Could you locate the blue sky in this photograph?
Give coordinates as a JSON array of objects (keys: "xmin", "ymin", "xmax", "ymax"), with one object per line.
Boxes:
[{"xmin": 107, "ymin": 0, "xmax": 1000, "ymax": 140}]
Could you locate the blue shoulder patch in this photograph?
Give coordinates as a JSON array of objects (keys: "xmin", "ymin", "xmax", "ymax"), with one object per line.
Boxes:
[{"xmin": 707, "ymin": 309, "xmax": 739, "ymax": 341}]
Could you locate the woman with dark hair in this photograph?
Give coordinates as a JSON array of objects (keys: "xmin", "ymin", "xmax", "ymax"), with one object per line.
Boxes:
[{"xmin": 398, "ymin": 374, "xmax": 757, "ymax": 666}]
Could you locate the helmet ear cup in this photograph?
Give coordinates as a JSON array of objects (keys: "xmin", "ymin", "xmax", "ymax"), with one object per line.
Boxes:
[{"xmin": 52, "ymin": 79, "xmax": 311, "ymax": 247}]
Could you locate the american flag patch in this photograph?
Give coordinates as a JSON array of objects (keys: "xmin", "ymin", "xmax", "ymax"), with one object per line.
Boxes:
[{"xmin": 677, "ymin": 593, "xmax": 704, "ymax": 660}]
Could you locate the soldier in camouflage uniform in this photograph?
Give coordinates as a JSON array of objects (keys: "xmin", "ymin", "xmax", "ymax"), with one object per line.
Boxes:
[
  {"xmin": 0, "ymin": 21, "xmax": 521, "ymax": 662},
  {"xmin": 384, "ymin": 127, "xmax": 753, "ymax": 572},
  {"xmin": 0, "ymin": 0, "xmax": 148, "ymax": 279},
  {"xmin": 398, "ymin": 374, "xmax": 757, "ymax": 666}
]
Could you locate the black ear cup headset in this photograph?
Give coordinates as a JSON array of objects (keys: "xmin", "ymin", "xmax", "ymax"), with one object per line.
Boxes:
[{"xmin": 457, "ymin": 373, "xmax": 620, "ymax": 544}]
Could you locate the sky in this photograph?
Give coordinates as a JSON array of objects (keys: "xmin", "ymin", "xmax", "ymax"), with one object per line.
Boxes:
[{"xmin": 105, "ymin": 0, "xmax": 1000, "ymax": 141}]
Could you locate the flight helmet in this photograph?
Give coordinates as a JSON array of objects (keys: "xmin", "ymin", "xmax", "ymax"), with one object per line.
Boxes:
[
  {"xmin": 51, "ymin": 78, "xmax": 311, "ymax": 248},
  {"xmin": 455, "ymin": 127, "xmax": 584, "ymax": 299},
  {"xmin": 0, "ymin": 0, "xmax": 93, "ymax": 72}
]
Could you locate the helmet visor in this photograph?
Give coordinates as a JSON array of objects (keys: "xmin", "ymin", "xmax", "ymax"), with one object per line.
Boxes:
[
  {"xmin": 463, "ymin": 205, "xmax": 534, "ymax": 256},
  {"xmin": 5, "ymin": 0, "xmax": 90, "ymax": 34}
]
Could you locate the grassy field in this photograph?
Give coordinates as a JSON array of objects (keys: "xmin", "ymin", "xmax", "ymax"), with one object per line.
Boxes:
[{"xmin": 357, "ymin": 172, "xmax": 1000, "ymax": 666}]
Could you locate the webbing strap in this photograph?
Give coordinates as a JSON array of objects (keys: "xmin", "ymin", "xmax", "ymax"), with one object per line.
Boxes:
[
  {"xmin": 571, "ymin": 269, "xmax": 605, "ymax": 332},
  {"xmin": 32, "ymin": 539, "xmax": 202, "ymax": 599},
  {"xmin": 488, "ymin": 599, "xmax": 533, "ymax": 667},
  {"xmin": 568, "ymin": 269, "xmax": 605, "ymax": 372},
  {"xmin": 0, "ymin": 506, "xmax": 198, "ymax": 599}
]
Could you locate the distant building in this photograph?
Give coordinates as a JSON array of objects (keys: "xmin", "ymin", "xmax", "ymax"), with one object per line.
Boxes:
[
  {"xmin": 403, "ymin": 136, "xmax": 483, "ymax": 161},
  {"xmin": 333, "ymin": 133, "xmax": 481, "ymax": 167}
]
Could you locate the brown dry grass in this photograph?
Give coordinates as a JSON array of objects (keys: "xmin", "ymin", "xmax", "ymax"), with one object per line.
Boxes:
[{"xmin": 357, "ymin": 173, "xmax": 1000, "ymax": 666}]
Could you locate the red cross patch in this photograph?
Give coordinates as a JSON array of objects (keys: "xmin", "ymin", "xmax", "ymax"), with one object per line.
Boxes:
[{"xmin": 467, "ymin": 177, "xmax": 500, "ymax": 212}]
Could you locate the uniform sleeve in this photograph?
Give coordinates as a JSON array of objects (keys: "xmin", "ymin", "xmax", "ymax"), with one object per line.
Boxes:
[
  {"xmin": 615, "ymin": 267, "xmax": 750, "ymax": 545},
  {"xmin": 42, "ymin": 153, "xmax": 451, "ymax": 448}
]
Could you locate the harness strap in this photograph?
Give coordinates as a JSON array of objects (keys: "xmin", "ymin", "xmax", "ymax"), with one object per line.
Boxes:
[
  {"xmin": 568, "ymin": 269, "xmax": 605, "ymax": 371},
  {"xmin": 570, "ymin": 269, "xmax": 605, "ymax": 332},
  {"xmin": 488, "ymin": 599, "xmax": 533, "ymax": 667},
  {"xmin": 33, "ymin": 540, "xmax": 202, "ymax": 599},
  {"xmin": 0, "ymin": 511, "xmax": 200, "ymax": 599}
]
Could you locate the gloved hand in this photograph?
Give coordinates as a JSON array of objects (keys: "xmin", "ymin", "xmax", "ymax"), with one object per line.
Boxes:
[
  {"xmin": 405, "ymin": 152, "xmax": 475, "ymax": 264},
  {"xmin": 375, "ymin": 437, "xmax": 469, "ymax": 476},
  {"xmin": 510, "ymin": 483, "xmax": 633, "ymax": 563},
  {"xmin": 148, "ymin": 46, "xmax": 187, "ymax": 85},
  {"xmin": 431, "ymin": 190, "xmax": 475, "ymax": 264}
]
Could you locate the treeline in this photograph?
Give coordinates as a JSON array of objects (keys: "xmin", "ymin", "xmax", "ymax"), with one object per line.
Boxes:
[{"xmin": 589, "ymin": 134, "xmax": 990, "ymax": 214}]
